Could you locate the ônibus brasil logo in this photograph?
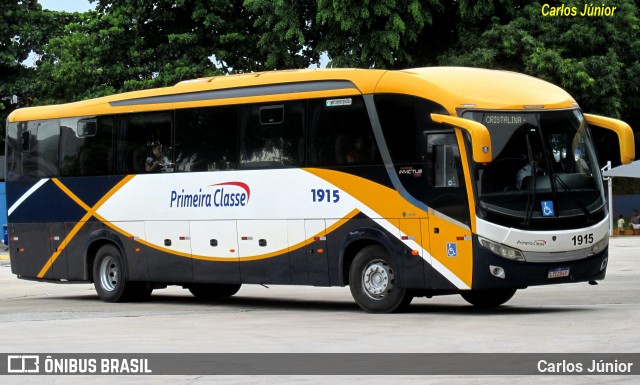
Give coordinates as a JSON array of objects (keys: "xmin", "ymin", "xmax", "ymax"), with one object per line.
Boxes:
[{"xmin": 170, "ymin": 182, "xmax": 250, "ymax": 208}]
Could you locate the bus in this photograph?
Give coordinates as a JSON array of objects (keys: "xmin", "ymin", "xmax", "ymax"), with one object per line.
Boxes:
[{"xmin": 5, "ymin": 67, "xmax": 635, "ymax": 313}]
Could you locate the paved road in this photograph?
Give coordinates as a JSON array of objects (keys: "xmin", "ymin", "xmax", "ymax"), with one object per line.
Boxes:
[{"xmin": 0, "ymin": 237, "xmax": 638, "ymax": 384}]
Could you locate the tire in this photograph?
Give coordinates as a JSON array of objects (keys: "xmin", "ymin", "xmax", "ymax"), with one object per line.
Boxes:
[
  {"xmin": 188, "ymin": 283, "xmax": 242, "ymax": 299},
  {"xmin": 349, "ymin": 245, "xmax": 413, "ymax": 313},
  {"xmin": 460, "ymin": 288, "xmax": 517, "ymax": 308},
  {"xmin": 93, "ymin": 244, "xmax": 152, "ymax": 302}
]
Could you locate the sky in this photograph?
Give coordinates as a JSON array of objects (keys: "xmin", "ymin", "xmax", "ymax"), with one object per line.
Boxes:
[{"xmin": 39, "ymin": 0, "xmax": 95, "ymax": 12}]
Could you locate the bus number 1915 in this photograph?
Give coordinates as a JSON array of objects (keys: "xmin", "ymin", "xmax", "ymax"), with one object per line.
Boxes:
[
  {"xmin": 572, "ymin": 233, "xmax": 593, "ymax": 246},
  {"xmin": 311, "ymin": 189, "xmax": 340, "ymax": 203}
]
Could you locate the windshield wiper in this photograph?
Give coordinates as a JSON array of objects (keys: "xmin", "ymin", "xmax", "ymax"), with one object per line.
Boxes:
[
  {"xmin": 522, "ymin": 135, "xmax": 537, "ymax": 227},
  {"xmin": 553, "ymin": 174, "xmax": 592, "ymax": 219}
]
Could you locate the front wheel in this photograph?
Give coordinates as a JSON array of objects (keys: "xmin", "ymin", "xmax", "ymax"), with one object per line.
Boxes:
[
  {"xmin": 349, "ymin": 245, "xmax": 412, "ymax": 313},
  {"xmin": 460, "ymin": 288, "xmax": 517, "ymax": 308},
  {"xmin": 93, "ymin": 244, "xmax": 152, "ymax": 302}
]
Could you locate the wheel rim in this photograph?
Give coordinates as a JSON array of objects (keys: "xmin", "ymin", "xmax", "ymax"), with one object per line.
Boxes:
[
  {"xmin": 362, "ymin": 259, "xmax": 395, "ymax": 300},
  {"xmin": 99, "ymin": 255, "xmax": 118, "ymax": 292}
]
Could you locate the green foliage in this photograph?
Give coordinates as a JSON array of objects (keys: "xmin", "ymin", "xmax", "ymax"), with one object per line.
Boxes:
[
  {"xmin": 244, "ymin": 0, "xmax": 320, "ymax": 69},
  {"xmin": 612, "ymin": 177, "xmax": 640, "ymax": 195},
  {"xmin": 437, "ymin": 0, "xmax": 640, "ymax": 124},
  {"xmin": 1, "ymin": 0, "xmax": 42, "ymax": 121},
  {"xmin": 34, "ymin": 1, "xmax": 229, "ymax": 103},
  {"xmin": 2, "ymin": 0, "xmax": 640, "ymax": 159},
  {"xmin": 316, "ymin": 0, "xmax": 440, "ymax": 68}
]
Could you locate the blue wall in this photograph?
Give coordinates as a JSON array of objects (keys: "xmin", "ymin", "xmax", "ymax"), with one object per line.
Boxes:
[{"xmin": 612, "ymin": 194, "xmax": 640, "ymax": 220}]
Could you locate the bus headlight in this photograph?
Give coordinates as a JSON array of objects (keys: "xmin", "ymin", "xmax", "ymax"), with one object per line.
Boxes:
[
  {"xmin": 479, "ymin": 237, "xmax": 525, "ymax": 261},
  {"xmin": 588, "ymin": 234, "xmax": 608, "ymax": 256}
]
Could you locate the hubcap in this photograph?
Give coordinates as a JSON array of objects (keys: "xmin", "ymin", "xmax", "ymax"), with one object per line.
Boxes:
[
  {"xmin": 99, "ymin": 255, "xmax": 118, "ymax": 292},
  {"xmin": 362, "ymin": 259, "xmax": 395, "ymax": 299}
]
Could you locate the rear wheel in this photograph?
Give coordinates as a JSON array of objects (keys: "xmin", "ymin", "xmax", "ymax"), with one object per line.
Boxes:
[
  {"xmin": 93, "ymin": 244, "xmax": 152, "ymax": 302},
  {"xmin": 349, "ymin": 245, "xmax": 412, "ymax": 313},
  {"xmin": 460, "ymin": 288, "xmax": 517, "ymax": 308},
  {"xmin": 188, "ymin": 283, "xmax": 242, "ymax": 299}
]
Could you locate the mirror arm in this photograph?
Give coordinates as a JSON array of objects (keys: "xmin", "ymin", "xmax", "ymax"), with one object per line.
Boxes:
[
  {"xmin": 430, "ymin": 113, "xmax": 492, "ymax": 164},
  {"xmin": 584, "ymin": 113, "xmax": 635, "ymax": 165}
]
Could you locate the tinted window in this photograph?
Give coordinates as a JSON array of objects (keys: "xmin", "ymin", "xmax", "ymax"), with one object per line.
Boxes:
[
  {"xmin": 239, "ymin": 101, "xmax": 304, "ymax": 168},
  {"xmin": 6, "ymin": 122, "xmax": 23, "ymax": 179},
  {"xmin": 60, "ymin": 116, "xmax": 114, "ymax": 176},
  {"xmin": 175, "ymin": 106, "xmax": 238, "ymax": 172},
  {"xmin": 116, "ymin": 112, "xmax": 173, "ymax": 174},
  {"xmin": 8, "ymin": 119, "xmax": 61, "ymax": 178},
  {"xmin": 308, "ymin": 96, "xmax": 379, "ymax": 166},
  {"xmin": 375, "ymin": 94, "xmax": 469, "ymax": 225},
  {"xmin": 375, "ymin": 94, "xmax": 447, "ymax": 164}
]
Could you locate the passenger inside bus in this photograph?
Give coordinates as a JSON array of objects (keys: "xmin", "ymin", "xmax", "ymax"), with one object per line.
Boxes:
[{"xmin": 145, "ymin": 140, "xmax": 170, "ymax": 172}]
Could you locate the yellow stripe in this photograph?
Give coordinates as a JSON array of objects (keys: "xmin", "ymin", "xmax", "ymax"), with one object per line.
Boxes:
[
  {"xmin": 37, "ymin": 176, "xmax": 135, "ymax": 278},
  {"xmin": 40, "ymin": 174, "xmax": 361, "ymax": 270},
  {"xmin": 234, "ymin": 209, "xmax": 361, "ymax": 262},
  {"xmin": 37, "ymin": 211, "xmax": 92, "ymax": 278}
]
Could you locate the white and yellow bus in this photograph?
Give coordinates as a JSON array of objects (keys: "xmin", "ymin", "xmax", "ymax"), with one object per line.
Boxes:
[{"xmin": 5, "ymin": 67, "xmax": 634, "ymax": 312}]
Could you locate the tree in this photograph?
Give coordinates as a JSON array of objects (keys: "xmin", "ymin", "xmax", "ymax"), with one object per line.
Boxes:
[
  {"xmin": 1, "ymin": 0, "xmax": 43, "ymax": 123},
  {"xmin": 316, "ymin": 0, "xmax": 441, "ymax": 68},
  {"xmin": 244, "ymin": 0, "xmax": 321, "ymax": 69},
  {"xmin": 35, "ymin": 0, "xmax": 226, "ymax": 103},
  {"xmin": 436, "ymin": 1, "xmax": 640, "ymax": 121}
]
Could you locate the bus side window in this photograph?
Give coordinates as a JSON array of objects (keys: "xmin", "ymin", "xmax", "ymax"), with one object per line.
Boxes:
[
  {"xmin": 60, "ymin": 116, "xmax": 114, "ymax": 176},
  {"xmin": 308, "ymin": 96, "xmax": 379, "ymax": 166},
  {"xmin": 116, "ymin": 112, "xmax": 173, "ymax": 174},
  {"xmin": 20, "ymin": 120, "xmax": 60, "ymax": 178},
  {"xmin": 425, "ymin": 133, "xmax": 470, "ymax": 225},
  {"xmin": 239, "ymin": 101, "xmax": 304, "ymax": 169},
  {"xmin": 432, "ymin": 143, "xmax": 458, "ymax": 187},
  {"xmin": 175, "ymin": 106, "xmax": 238, "ymax": 172},
  {"xmin": 426, "ymin": 134, "xmax": 463, "ymax": 188}
]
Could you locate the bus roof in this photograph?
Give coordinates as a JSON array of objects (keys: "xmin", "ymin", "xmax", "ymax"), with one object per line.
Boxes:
[
  {"xmin": 8, "ymin": 67, "xmax": 576, "ymax": 122},
  {"xmin": 385, "ymin": 67, "xmax": 576, "ymax": 111}
]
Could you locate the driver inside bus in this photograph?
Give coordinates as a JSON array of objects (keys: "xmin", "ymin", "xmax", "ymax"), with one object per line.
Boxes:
[{"xmin": 516, "ymin": 149, "xmax": 545, "ymax": 189}]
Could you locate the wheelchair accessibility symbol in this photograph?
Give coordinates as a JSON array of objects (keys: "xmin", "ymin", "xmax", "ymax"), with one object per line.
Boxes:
[
  {"xmin": 446, "ymin": 242, "xmax": 457, "ymax": 257},
  {"xmin": 541, "ymin": 200, "xmax": 555, "ymax": 217}
]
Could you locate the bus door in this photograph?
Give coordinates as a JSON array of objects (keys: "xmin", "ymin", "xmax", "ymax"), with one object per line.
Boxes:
[
  {"xmin": 145, "ymin": 221, "xmax": 193, "ymax": 283},
  {"xmin": 190, "ymin": 220, "xmax": 240, "ymax": 284},
  {"xmin": 423, "ymin": 132, "xmax": 473, "ymax": 289}
]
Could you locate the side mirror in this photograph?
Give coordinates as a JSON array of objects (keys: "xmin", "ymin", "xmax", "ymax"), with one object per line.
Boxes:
[
  {"xmin": 430, "ymin": 114, "xmax": 492, "ymax": 164},
  {"xmin": 584, "ymin": 114, "xmax": 635, "ymax": 165}
]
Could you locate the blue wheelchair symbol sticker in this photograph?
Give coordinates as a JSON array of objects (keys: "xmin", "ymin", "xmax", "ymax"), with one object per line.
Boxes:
[
  {"xmin": 446, "ymin": 242, "xmax": 457, "ymax": 257},
  {"xmin": 541, "ymin": 201, "xmax": 555, "ymax": 217}
]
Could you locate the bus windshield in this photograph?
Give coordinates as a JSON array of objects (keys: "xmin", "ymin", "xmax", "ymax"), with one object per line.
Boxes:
[{"xmin": 463, "ymin": 109, "xmax": 606, "ymax": 230}]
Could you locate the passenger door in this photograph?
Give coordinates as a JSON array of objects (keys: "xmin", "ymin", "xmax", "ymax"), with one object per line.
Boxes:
[{"xmin": 424, "ymin": 132, "xmax": 473, "ymax": 289}]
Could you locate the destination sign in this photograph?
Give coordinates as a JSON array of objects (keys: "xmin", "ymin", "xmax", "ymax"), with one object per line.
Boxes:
[{"xmin": 482, "ymin": 113, "xmax": 533, "ymax": 129}]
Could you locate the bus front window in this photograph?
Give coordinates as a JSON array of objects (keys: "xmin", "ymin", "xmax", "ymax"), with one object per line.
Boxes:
[{"xmin": 463, "ymin": 109, "xmax": 606, "ymax": 230}]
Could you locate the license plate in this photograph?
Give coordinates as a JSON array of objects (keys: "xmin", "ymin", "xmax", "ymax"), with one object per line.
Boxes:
[{"xmin": 547, "ymin": 267, "xmax": 570, "ymax": 279}]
